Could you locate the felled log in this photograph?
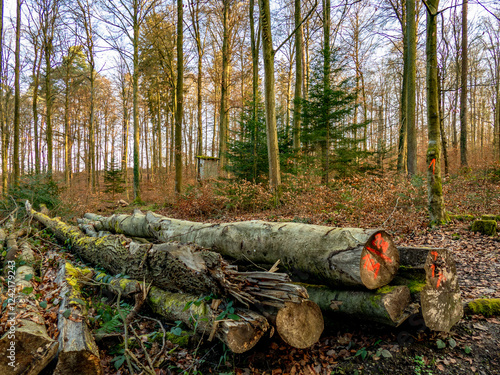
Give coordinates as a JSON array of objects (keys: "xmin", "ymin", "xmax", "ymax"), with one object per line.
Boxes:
[
  {"xmin": 420, "ymin": 248, "xmax": 463, "ymax": 332},
  {"xmin": 0, "ymin": 259, "xmax": 59, "ymax": 375},
  {"xmin": 30, "ymin": 205, "xmax": 324, "ymax": 348},
  {"xmin": 89, "ymin": 267, "xmax": 270, "ymax": 353},
  {"xmin": 54, "ymin": 262, "xmax": 102, "ymax": 375},
  {"xmin": 398, "ymin": 246, "xmax": 447, "ymax": 269},
  {"xmin": 302, "ymin": 284, "xmax": 418, "ymax": 327},
  {"xmin": 84, "ymin": 211, "xmax": 400, "ymax": 289}
]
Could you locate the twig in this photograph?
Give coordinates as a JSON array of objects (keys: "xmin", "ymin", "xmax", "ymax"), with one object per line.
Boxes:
[
  {"xmin": 137, "ymin": 314, "xmax": 167, "ymax": 367},
  {"xmin": 130, "ymin": 325, "xmax": 155, "ymax": 372},
  {"xmin": 117, "ymin": 292, "xmax": 135, "ymax": 375},
  {"xmin": 382, "ymin": 196, "xmax": 400, "ymax": 227}
]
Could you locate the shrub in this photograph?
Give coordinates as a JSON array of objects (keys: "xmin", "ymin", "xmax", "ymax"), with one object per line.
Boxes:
[{"xmin": 7, "ymin": 173, "xmax": 61, "ymax": 211}]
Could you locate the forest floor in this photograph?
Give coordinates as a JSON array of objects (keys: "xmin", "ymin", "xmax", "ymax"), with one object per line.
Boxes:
[{"xmin": 3, "ymin": 167, "xmax": 500, "ymax": 374}]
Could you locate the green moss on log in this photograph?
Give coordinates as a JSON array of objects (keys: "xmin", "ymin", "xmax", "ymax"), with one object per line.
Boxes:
[
  {"xmin": 471, "ymin": 220, "xmax": 497, "ymax": 236},
  {"xmin": 466, "ymin": 298, "xmax": 500, "ymax": 317},
  {"xmin": 449, "ymin": 214, "xmax": 475, "ymax": 222}
]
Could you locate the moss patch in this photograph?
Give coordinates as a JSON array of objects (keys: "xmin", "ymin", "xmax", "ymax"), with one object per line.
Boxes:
[
  {"xmin": 471, "ymin": 220, "xmax": 497, "ymax": 236},
  {"xmin": 481, "ymin": 214, "xmax": 500, "ymax": 221},
  {"xmin": 449, "ymin": 214, "xmax": 475, "ymax": 222},
  {"xmin": 466, "ymin": 298, "xmax": 500, "ymax": 317}
]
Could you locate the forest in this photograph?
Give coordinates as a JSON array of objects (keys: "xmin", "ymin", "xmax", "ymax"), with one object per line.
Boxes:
[{"xmin": 0, "ymin": 0, "xmax": 499, "ymax": 374}]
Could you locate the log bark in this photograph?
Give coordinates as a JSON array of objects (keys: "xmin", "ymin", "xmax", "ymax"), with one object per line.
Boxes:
[
  {"xmin": 398, "ymin": 246, "xmax": 447, "ymax": 269},
  {"xmin": 85, "ymin": 211, "xmax": 400, "ymax": 289},
  {"xmin": 0, "ymin": 260, "xmax": 59, "ymax": 374},
  {"xmin": 420, "ymin": 248, "xmax": 463, "ymax": 332},
  {"xmin": 54, "ymin": 262, "xmax": 102, "ymax": 375},
  {"xmin": 300, "ymin": 284, "xmax": 417, "ymax": 327}
]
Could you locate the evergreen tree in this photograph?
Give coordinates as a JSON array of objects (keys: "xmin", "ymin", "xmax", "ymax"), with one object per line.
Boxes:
[
  {"xmin": 300, "ymin": 49, "xmax": 369, "ymax": 180},
  {"xmin": 104, "ymin": 157, "xmax": 126, "ymax": 196}
]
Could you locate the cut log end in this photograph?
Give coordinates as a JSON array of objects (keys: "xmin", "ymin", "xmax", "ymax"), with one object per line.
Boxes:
[
  {"xmin": 421, "ymin": 248, "xmax": 463, "ymax": 332},
  {"xmin": 360, "ymin": 231, "xmax": 400, "ymax": 289},
  {"xmin": 276, "ymin": 301, "xmax": 324, "ymax": 349},
  {"xmin": 382, "ymin": 286, "xmax": 412, "ymax": 323},
  {"xmin": 224, "ymin": 313, "xmax": 270, "ymax": 354},
  {"xmin": 54, "ymin": 351, "xmax": 103, "ymax": 375}
]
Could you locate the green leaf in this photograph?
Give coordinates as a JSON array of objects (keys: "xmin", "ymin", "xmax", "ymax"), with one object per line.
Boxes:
[
  {"xmin": 113, "ymin": 355, "xmax": 126, "ymax": 369},
  {"xmin": 183, "ymin": 301, "xmax": 193, "ymax": 311},
  {"xmin": 39, "ymin": 301, "xmax": 48, "ymax": 309},
  {"xmin": 464, "ymin": 346, "xmax": 472, "ymax": 354},
  {"xmin": 63, "ymin": 309, "xmax": 71, "ymax": 318},
  {"xmin": 21, "ymin": 287, "xmax": 33, "ymax": 294},
  {"xmin": 227, "ymin": 314, "xmax": 240, "ymax": 321},
  {"xmin": 436, "ymin": 339, "xmax": 446, "ymax": 349},
  {"xmin": 381, "ymin": 349, "xmax": 392, "ymax": 358},
  {"xmin": 448, "ymin": 338, "xmax": 457, "ymax": 348},
  {"xmin": 73, "ymin": 298, "xmax": 86, "ymax": 306},
  {"xmin": 170, "ymin": 327, "xmax": 182, "ymax": 336},
  {"xmin": 24, "ymin": 273, "xmax": 33, "ymax": 281}
]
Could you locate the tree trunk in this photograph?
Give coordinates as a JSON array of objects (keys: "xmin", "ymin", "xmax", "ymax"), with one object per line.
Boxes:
[
  {"xmin": 85, "ymin": 211, "xmax": 400, "ymax": 290},
  {"xmin": 13, "ymin": 0, "xmax": 21, "ymax": 185},
  {"xmin": 420, "ymin": 248, "xmax": 463, "ymax": 332},
  {"xmin": 406, "ymin": 0, "xmax": 417, "ymax": 175},
  {"xmin": 54, "ymin": 262, "xmax": 102, "ymax": 375},
  {"xmin": 219, "ymin": 0, "xmax": 230, "ymax": 174},
  {"xmin": 304, "ymin": 284, "xmax": 416, "ymax": 327},
  {"xmin": 132, "ymin": 3, "xmax": 141, "ymax": 202},
  {"xmin": 0, "ymin": 244, "xmax": 59, "ymax": 375},
  {"xmin": 249, "ymin": 0, "xmax": 259, "ymax": 182},
  {"xmin": 175, "ymin": 0, "xmax": 183, "ymax": 194},
  {"xmin": 397, "ymin": 3, "xmax": 407, "ymax": 173},
  {"xmin": 259, "ymin": 0, "xmax": 281, "ymax": 192},
  {"xmin": 293, "ymin": 0, "xmax": 303, "ymax": 153},
  {"xmin": 460, "ymin": 0, "xmax": 468, "ymax": 167},
  {"xmin": 425, "ymin": 0, "xmax": 447, "ymax": 224}
]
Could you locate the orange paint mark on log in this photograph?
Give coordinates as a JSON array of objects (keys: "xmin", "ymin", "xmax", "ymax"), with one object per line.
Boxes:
[
  {"xmin": 431, "ymin": 251, "xmax": 438, "ymax": 261},
  {"xmin": 366, "ymin": 246, "xmax": 392, "ymax": 263},
  {"xmin": 430, "ymin": 264, "xmax": 436, "ymax": 278},
  {"xmin": 362, "ymin": 254, "xmax": 380, "ymax": 278},
  {"xmin": 373, "ymin": 233, "xmax": 389, "ymax": 253}
]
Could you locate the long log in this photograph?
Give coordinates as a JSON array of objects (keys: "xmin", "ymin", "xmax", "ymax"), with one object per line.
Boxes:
[
  {"xmin": 54, "ymin": 262, "xmax": 102, "ymax": 375},
  {"xmin": 30, "ymin": 206, "xmax": 324, "ymax": 349},
  {"xmin": 302, "ymin": 284, "xmax": 418, "ymax": 327},
  {"xmin": 84, "ymin": 211, "xmax": 400, "ymax": 289},
  {"xmin": 420, "ymin": 248, "xmax": 463, "ymax": 332},
  {"xmin": 0, "ymin": 260, "xmax": 59, "ymax": 374}
]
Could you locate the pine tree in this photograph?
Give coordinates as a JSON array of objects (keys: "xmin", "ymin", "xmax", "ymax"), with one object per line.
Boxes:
[
  {"xmin": 300, "ymin": 49, "xmax": 369, "ymax": 180},
  {"xmin": 104, "ymin": 158, "xmax": 126, "ymax": 196}
]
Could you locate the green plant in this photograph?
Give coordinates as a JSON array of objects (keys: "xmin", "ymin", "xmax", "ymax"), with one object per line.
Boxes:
[
  {"xmin": 103, "ymin": 157, "xmax": 126, "ymax": 196},
  {"xmin": 7, "ymin": 173, "xmax": 61, "ymax": 210},
  {"xmin": 414, "ymin": 355, "xmax": 433, "ymax": 375}
]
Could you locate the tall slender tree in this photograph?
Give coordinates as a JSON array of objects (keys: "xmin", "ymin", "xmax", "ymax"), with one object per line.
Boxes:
[
  {"xmin": 293, "ymin": 0, "xmax": 303, "ymax": 153},
  {"xmin": 460, "ymin": 0, "xmax": 468, "ymax": 166},
  {"xmin": 424, "ymin": 0, "xmax": 447, "ymax": 223},
  {"xmin": 175, "ymin": 0, "xmax": 183, "ymax": 193},
  {"xmin": 219, "ymin": 0, "xmax": 230, "ymax": 173},
  {"xmin": 13, "ymin": 0, "xmax": 23, "ymax": 185},
  {"xmin": 406, "ymin": 0, "xmax": 417, "ymax": 175},
  {"xmin": 259, "ymin": 0, "xmax": 281, "ymax": 191}
]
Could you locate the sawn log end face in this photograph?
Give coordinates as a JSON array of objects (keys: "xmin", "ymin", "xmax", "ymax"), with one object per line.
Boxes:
[
  {"xmin": 54, "ymin": 351, "xmax": 103, "ymax": 375},
  {"xmin": 360, "ymin": 231, "xmax": 400, "ymax": 290},
  {"xmin": 275, "ymin": 300, "xmax": 324, "ymax": 349}
]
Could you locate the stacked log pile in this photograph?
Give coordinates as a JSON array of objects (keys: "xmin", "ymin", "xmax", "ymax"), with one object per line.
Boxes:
[{"xmin": 1, "ymin": 204, "xmax": 464, "ymax": 374}]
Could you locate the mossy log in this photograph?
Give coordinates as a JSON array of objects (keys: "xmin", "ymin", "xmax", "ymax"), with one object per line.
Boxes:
[
  {"xmin": 89, "ymin": 268, "xmax": 269, "ymax": 353},
  {"xmin": 299, "ymin": 284, "xmax": 417, "ymax": 327},
  {"xmin": 84, "ymin": 211, "xmax": 400, "ymax": 289},
  {"xmin": 470, "ymin": 220, "xmax": 497, "ymax": 236},
  {"xmin": 0, "ymin": 259, "xmax": 59, "ymax": 374},
  {"xmin": 53, "ymin": 262, "xmax": 102, "ymax": 375},
  {"xmin": 464, "ymin": 298, "xmax": 500, "ymax": 317},
  {"xmin": 420, "ymin": 248, "xmax": 463, "ymax": 332}
]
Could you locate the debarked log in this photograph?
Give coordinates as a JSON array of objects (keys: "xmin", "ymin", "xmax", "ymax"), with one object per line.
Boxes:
[
  {"xmin": 54, "ymin": 262, "xmax": 102, "ymax": 375},
  {"xmin": 420, "ymin": 248, "xmax": 463, "ymax": 332},
  {"xmin": 84, "ymin": 211, "xmax": 400, "ymax": 289},
  {"xmin": 0, "ymin": 261, "xmax": 59, "ymax": 375},
  {"xmin": 298, "ymin": 284, "xmax": 418, "ymax": 327}
]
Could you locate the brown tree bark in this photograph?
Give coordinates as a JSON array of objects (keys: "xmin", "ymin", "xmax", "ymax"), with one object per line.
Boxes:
[{"xmin": 84, "ymin": 211, "xmax": 400, "ymax": 290}]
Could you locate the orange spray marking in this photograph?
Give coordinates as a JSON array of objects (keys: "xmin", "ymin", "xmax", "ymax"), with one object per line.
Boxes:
[
  {"xmin": 366, "ymin": 246, "xmax": 393, "ymax": 263},
  {"xmin": 362, "ymin": 254, "xmax": 381, "ymax": 278},
  {"xmin": 431, "ymin": 251, "xmax": 438, "ymax": 261},
  {"xmin": 436, "ymin": 272, "xmax": 445, "ymax": 288},
  {"xmin": 373, "ymin": 233, "xmax": 389, "ymax": 253},
  {"xmin": 428, "ymin": 159, "xmax": 436, "ymax": 174}
]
